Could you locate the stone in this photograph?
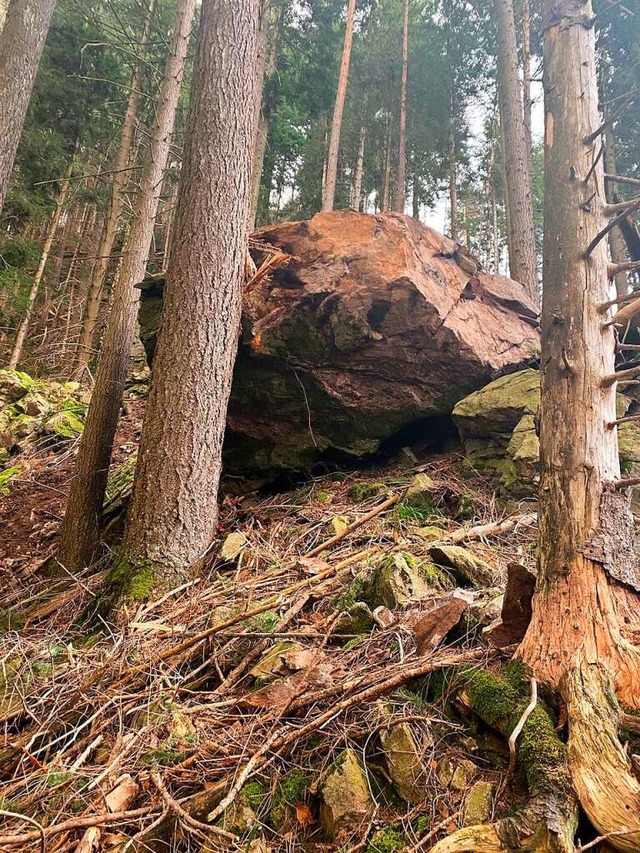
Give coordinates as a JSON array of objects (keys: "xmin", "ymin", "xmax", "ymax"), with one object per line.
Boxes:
[
  {"xmin": 42, "ymin": 410, "xmax": 84, "ymax": 439},
  {"xmin": 372, "ymin": 552, "xmax": 441, "ymax": 609},
  {"xmin": 139, "ymin": 211, "xmax": 540, "ymax": 484},
  {"xmin": 484, "ymin": 563, "xmax": 536, "ymax": 647},
  {"xmin": 404, "ymin": 473, "xmax": 436, "ymax": 510},
  {"xmin": 317, "ymin": 749, "xmax": 373, "ymax": 838},
  {"xmin": 219, "ymin": 531, "xmax": 247, "ymax": 561},
  {"xmin": 334, "ymin": 602, "xmax": 376, "ymax": 635},
  {"xmin": 250, "ymin": 641, "xmax": 300, "ymax": 680},
  {"xmin": 409, "ymin": 590, "xmax": 472, "ymax": 655},
  {"xmin": 0, "ymin": 369, "xmax": 30, "ymax": 405},
  {"xmin": 379, "ymin": 722, "xmax": 429, "ymax": 803},
  {"xmin": 463, "ymin": 781, "xmax": 495, "ymax": 825},
  {"xmin": 414, "ymin": 525, "xmax": 446, "ymax": 541},
  {"xmin": 330, "ymin": 515, "xmax": 349, "ymax": 535},
  {"xmin": 428, "ymin": 545, "xmax": 496, "ymax": 588},
  {"xmin": 16, "ymin": 391, "xmax": 51, "ymax": 418},
  {"xmin": 437, "ymin": 757, "xmax": 477, "ymax": 791}
]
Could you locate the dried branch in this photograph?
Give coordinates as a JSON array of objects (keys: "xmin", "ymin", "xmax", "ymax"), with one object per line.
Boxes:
[{"xmin": 584, "ymin": 198, "xmax": 640, "ymax": 258}]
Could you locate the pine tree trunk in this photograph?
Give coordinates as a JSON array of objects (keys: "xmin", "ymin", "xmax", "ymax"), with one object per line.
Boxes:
[
  {"xmin": 120, "ymin": 0, "xmax": 261, "ymax": 591},
  {"xmin": 322, "ymin": 0, "xmax": 357, "ymax": 212},
  {"xmin": 351, "ymin": 126, "xmax": 365, "ymax": 210},
  {"xmin": 522, "ymin": 0, "xmax": 532, "ymax": 158},
  {"xmin": 0, "ymin": 0, "xmax": 7, "ymax": 31},
  {"xmin": 8, "ymin": 152, "xmax": 74, "ymax": 369},
  {"xmin": 448, "ymin": 120, "xmax": 458, "ymax": 241},
  {"xmin": 494, "ymin": 0, "xmax": 538, "ymax": 303},
  {"xmin": 249, "ymin": 0, "xmax": 281, "ymax": 230},
  {"xmin": 393, "ymin": 0, "xmax": 409, "ymax": 213},
  {"xmin": 0, "ymin": 0, "xmax": 58, "ymax": 214},
  {"xmin": 74, "ymin": 0, "xmax": 158, "ymax": 376},
  {"xmin": 58, "ymin": 0, "xmax": 196, "ymax": 570},
  {"xmin": 381, "ymin": 125, "xmax": 392, "ymax": 212}
]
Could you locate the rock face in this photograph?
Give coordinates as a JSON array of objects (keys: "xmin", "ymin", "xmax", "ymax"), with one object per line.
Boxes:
[{"xmin": 139, "ymin": 211, "xmax": 540, "ymax": 481}]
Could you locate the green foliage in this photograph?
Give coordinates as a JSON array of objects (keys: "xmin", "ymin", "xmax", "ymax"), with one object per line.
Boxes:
[{"xmin": 366, "ymin": 826, "xmax": 405, "ymax": 853}]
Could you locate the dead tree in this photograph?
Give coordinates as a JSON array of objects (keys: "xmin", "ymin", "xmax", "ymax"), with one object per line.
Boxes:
[{"xmin": 433, "ymin": 2, "xmax": 640, "ymax": 850}]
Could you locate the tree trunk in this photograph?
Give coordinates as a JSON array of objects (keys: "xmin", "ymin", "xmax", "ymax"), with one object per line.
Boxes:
[
  {"xmin": 351, "ymin": 126, "xmax": 365, "ymax": 211},
  {"xmin": 8, "ymin": 152, "xmax": 74, "ymax": 369},
  {"xmin": 522, "ymin": 0, "xmax": 532, "ymax": 159},
  {"xmin": 518, "ymin": 0, "xmax": 640, "ymax": 845},
  {"xmin": 393, "ymin": 0, "xmax": 409, "ymax": 213},
  {"xmin": 0, "ymin": 0, "xmax": 58, "ymax": 214},
  {"xmin": 381, "ymin": 125, "xmax": 392, "ymax": 213},
  {"xmin": 448, "ymin": 120, "xmax": 458, "ymax": 241},
  {"xmin": 249, "ymin": 0, "xmax": 281, "ymax": 230},
  {"xmin": 322, "ymin": 0, "xmax": 357, "ymax": 212},
  {"xmin": 494, "ymin": 0, "xmax": 538, "ymax": 303},
  {"xmin": 0, "ymin": 0, "xmax": 7, "ymax": 31},
  {"xmin": 58, "ymin": 0, "xmax": 196, "ymax": 571},
  {"xmin": 74, "ymin": 0, "xmax": 158, "ymax": 376},
  {"xmin": 120, "ymin": 0, "xmax": 261, "ymax": 592},
  {"xmin": 434, "ymin": 3, "xmax": 640, "ymax": 850}
]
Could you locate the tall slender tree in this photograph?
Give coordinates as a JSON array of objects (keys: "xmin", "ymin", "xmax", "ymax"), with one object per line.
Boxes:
[
  {"xmin": 322, "ymin": 0, "xmax": 357, "ymax": 212},
  {"xmin": 494, "ymin": 0, "xmax": 538, "ymax": 303},
  {"xmin": 0, "ymin": 0, "xmax": 59, "ymax": 214},
  {"xmin": 120, "ymin": 0, "xmax": 261, "ymax": 591},
  {"xmin": 58, "ymin": 0, "xmax": 197, "ymax": 570},
  {"xmin": 394, "ymin": 0, "xmax": 409, "ymax": 213},
  {"xmin": 8, "ymin": 148, "xmax": 75, "ymax": 368},
  {"xmin": 74, "ymin": 0, "xmax": 158, "ymax": 376}
]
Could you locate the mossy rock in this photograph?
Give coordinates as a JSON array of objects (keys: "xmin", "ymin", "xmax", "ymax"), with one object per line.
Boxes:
[
  {"xmin": 43, "ymin": 410, "xmax": 84, "ymax": 439},
  {"xmin": 428, "ymin": 544, "xmax": 496, "ymax": 588},
  {"xmin": 250, "ymin": 641, "xmax": 300, "ymax": 680},
  {"xmin": 347, "ymin": 482, "xmax": 386, "ymax": 502},
  {"xmin": 317, "ymin": 749, "xmax": 373, "ymax": 839},
  {"xmin": 452, "ymin": 369, "xmax": 540, "ymax": 439},
  {"xmin": 0, "ymin": 465, "xmax": 20, "ymax": 495},
  {"xmin": 463, "ymin": 780, "xmax": 495, "ymax": 825},
  {"xmin": 379, "ymin": 721, "xmax": 428, "ymax": 803},
  {"xmin": 372, "ymin": 552, "xmax": 448, "ymax": 609},
  {"xmin": 0, "ymin": 369, "xmax": 32, "ymax": 404},
  {"xmin": 334, "ymin": 602, "xmax": 376, "ymax": 635},
  {"xmin": 403, "ymin": 473, "xmax": 436, "ymax": 511}
]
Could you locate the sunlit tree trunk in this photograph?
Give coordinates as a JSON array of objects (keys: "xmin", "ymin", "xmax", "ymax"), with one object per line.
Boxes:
[
  {"xmin": 522, "ymin": 0, "xmax": 532, "ymax": 158},
  {"xmin": 381, "ymin": 124, "xmax": 392, "ymax": 212},
  {"xmin": 58, "ymin": 0, "xmax": 197, "ymax": 570},
  {"xmin": 0, "ymin": 0, "xmax": 58, "ymax": 214},
  {"xmin": 448, "ymin": 120, "xmax": 458, "ymax": 241},
  {"xmin": 322, "ymin": 0, "xmax": 357, "ymax": 212},
  {"xmin": 74, "ymin": 0, "xmax": 158, "ymax": 376},
  {"xmin": 121, "ymin": 0, "xmax": 261, "ymax": 591},
  {"xmin": 393, "ymin": 0, "xmax": 409, "ymax": 213},
  {"xmin": 494, "ymin": 0, "xmax": 538, "ymax": 303},
  {"xmin": 351, "ymin": 126, "xmax": 365, "ymax": 210},
  {"xmin": 8, "ymin": 152, "xmax": 74, "ymax": 368}
]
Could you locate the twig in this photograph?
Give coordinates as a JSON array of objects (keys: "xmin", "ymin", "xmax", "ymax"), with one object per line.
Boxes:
[
  {"xmin": 584, "ymin": 198, "xmax": 640, "ymax": 259},
  {"xmin": 507, "ymin": 678, "xmax": 538, "ymax": 777},
  {"xmin": 151, "ymin": 770, "xmax": 237, "ymax": 842},
  {"xmin": 0, "ymin": 806, "xmax": 156, "ymax": 846},
  {"xmin": 404, "ymin": 809, "xmax": 463, "ymax": 851},
  {"xmin": 0, "ymin": 809, "xmax": 45, "ymax": 853}
]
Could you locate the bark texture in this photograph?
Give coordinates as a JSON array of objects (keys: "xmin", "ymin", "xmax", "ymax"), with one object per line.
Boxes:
[
  {"xmin": 351, "ymin": 126, "xmax": 365, "ymax": 211},
  {"xmin": 121, "ymin": 0, "xmax": 261, "ymax": 588},
  {"xmin": 0, "ymin": 0, "xmax": 58, "ymax": 214},
  {"xmin": 74, "ymin": 0, "xmax": 158, "ymax": 375},
  {"xmin": 517, "ymin": 0, "xmax": 640, "ymax": 710},
  {"xmin": 322, "ymin": 0, "xmax": 356, "ymax": 212},
  {"xmin": 494, "ymin": 0, "xmax": 538, "ymax": 303},
  {"xmin": 58, "ymin": 0, "xmax": 196, "ymax": 570},
  {"xmin": 393, "ymin": 0, "xmax": 409, "ymax": 213}
]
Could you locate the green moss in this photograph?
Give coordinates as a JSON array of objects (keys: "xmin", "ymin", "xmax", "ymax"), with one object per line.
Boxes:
[
  {"xmin": 269, "ymin": 769, "xmax": 310, "ymax": 830},
  {"xmin": 0, "ymin": 466, "xmax": 20, "ymax": 494},
  {"xmin": 240, "ymin": 780, "xmax": 268, "ymax": 810},
  {"xmin": 106, "ymin": 557, "xmax": 157, "ymax": 603},
  {"xmin": 392, "ymin": 501, "xmax": 434, "ymax": 524},
  {"xmin": 348, "ymin": 482, "xmax": 386, "ymax": 502},
  {"xmin": 332, "ymin": 570, "xmax": 373, "ymax": 611},
  {"xmin": 366, "ymin": 826, "xmax": 405, "ymax": 853},
  {"xmin": 46, "ymin": 771, "xmax": 74, "ymax": 787},
  {"xmin": 460, "ymin": 664, "xmax": 567, "ymax": 795},
  {"xmin": 141, "ymin": 747, "xmax": 188, "ymax": 766},
  {"xmin": 0, "ymin": 608, "xmax": 25, "ymax": 632},
  {"xmin": 44, "ymin": 410, "xmax": 84, "ymax": 438}
]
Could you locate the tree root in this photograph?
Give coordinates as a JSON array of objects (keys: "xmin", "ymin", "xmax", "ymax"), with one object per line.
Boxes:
[
  {"xmin": 430, "ymin": 664, "xmax": 578, "ymax": 853},
  {"xmin": 562, "ymin": 658, "xmax": 640, "ymax": 853}
]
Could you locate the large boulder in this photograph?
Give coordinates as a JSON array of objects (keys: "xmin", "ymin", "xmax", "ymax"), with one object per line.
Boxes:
[{"xmin": 139, "ymin": 211, "xmax": 540, "ymax": 481}]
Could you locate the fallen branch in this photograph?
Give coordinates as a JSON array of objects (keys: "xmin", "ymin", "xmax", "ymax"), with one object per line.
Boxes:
[{"xmin": 446, "ymin": 512, "xmax": 537, "ymax": 545}]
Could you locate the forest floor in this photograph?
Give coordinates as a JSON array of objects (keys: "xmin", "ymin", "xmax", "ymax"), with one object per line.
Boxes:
[{"xmin": 0, "ymin": 416, "xmax": 544, "ymax": 853}]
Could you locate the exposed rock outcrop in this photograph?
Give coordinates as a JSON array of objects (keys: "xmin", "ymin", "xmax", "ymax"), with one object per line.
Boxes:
[{"xmin": 139, "ymin": 211, "xmax": 540, "ymax": 482}]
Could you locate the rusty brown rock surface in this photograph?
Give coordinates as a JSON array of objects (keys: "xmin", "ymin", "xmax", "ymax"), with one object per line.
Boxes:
[{"xmin": 140, "ymin": 210, "xmax": 540, "ymax": 480}]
